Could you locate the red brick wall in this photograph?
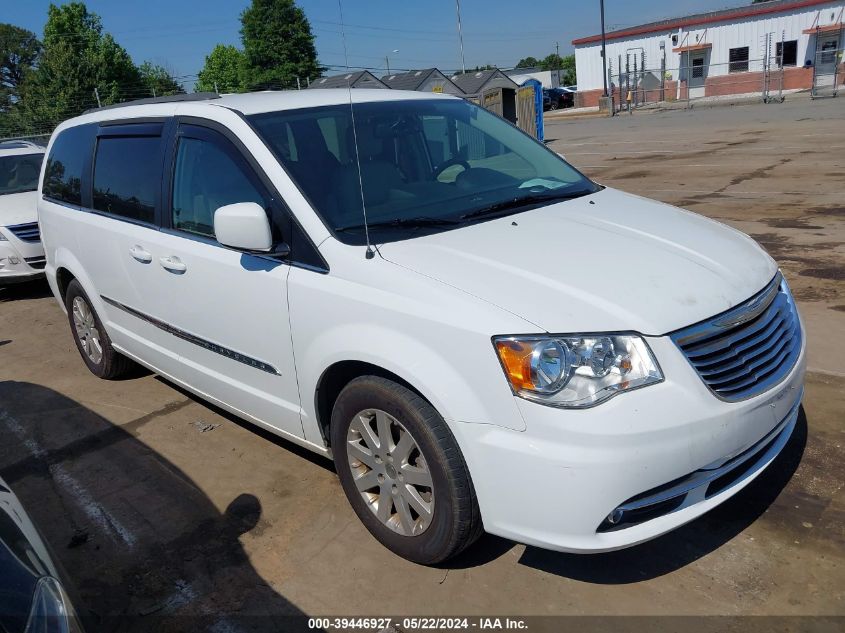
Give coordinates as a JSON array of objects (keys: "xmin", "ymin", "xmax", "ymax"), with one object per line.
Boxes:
[
  {"xmin": 782, "ymin": 66, "xmax": 814, "ymax": 90},
  {"xmin": 574, "ymin": 88, "xmax": 603, "ymax": 108},
  {"xmin": 704, "ymin": 72, "xmax": 766, "ymax": 97}
]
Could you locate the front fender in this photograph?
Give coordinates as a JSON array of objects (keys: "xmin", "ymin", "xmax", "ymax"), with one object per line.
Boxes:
[
  {"xmin": 304, "ymin": 322, "xmax": 529, "ymax": 442},
  {"xmin": 289, "ymin": 262, "xmax": 532, "ymax": 447}
]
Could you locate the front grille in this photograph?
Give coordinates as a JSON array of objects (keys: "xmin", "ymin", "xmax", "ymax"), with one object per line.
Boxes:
[
  {"xmin": 7, "ymin": 222, "xmax": 40, "ymax": 242},
  {"xmin": 671, "ymin": 273, "xmax": 801, "ymax": 401}
]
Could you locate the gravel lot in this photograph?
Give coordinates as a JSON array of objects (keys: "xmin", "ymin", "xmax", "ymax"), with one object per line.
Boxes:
[{"xmin": 1, "ymin": 95, "xmax": 843, "ymax": 631}]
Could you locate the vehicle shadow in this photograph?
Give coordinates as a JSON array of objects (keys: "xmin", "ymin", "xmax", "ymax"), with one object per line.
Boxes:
[
  {"xmin": 155, "ymin": 376, "xmax": 336, "ymax": 473},
  {"xmin": 0, "ymin": 381, "xmax": 317, "ymax": 633},
  {"xmin": 0, "ymin": 279, "xmax": 53, "ymax": 302},
  {"xmin": 515, "ymin": 407, "xmax": 808, "ymax": 583}
]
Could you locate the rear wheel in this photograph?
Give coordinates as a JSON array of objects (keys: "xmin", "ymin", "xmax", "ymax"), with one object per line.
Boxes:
[
  {"xmin": 331, "ymin": 376, "xmax": 482, "ymax": 564},
  {"xmin": 550, "ymin": 100, "xmax": 559, "ymax": 110},
  {"xmin": 65, "ymin": 280, "xmax": 134, "ymax": 379}
]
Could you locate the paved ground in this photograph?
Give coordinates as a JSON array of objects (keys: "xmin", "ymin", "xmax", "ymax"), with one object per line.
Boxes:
[{"xmin": 1, "ymin": 95, "xmax": 843, "ymax": 631}]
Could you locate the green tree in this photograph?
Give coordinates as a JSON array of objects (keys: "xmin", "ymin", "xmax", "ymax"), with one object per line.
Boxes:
[
  {"xmin": 196, "ymin": 44, "xmax": 245, "ymax": 93},
  {"xmin": 240, "ymin": 0, "xmax": 320, "ymax": 90},
  {"xmin": 0, "ymin": 24, "xmax": 41, "ymax": 112},
  {"xmin": 558, "ymin": 54, "xmax": 576, "ymax": 85},
  {"xmin": 537, "ymin": 53, "xmax": 576, "ymax": 85},
  {"xmin": 139, "ymin": 61, "xmax": 183, "ymax": 96},
  {"xmin": 14, "ymin": 2, "xmax": 141, "ymax": 132},
  {"xmin": 515, "ymin": 56, "xmax": 539, "ymax": 68}
]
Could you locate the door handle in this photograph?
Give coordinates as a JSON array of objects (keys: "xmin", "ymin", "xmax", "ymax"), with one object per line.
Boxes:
[
  {"xmin": 159, "ymin": 255, "xmax": 187, "ymax": 274},
  {"xmin": 129, "ymin": 245, "xmax": 152, "ymax": 263}
]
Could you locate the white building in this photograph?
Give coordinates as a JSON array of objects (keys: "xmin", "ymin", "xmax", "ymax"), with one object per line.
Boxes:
[
  {"xmin": 504, "ymin": 67, "xmax": 562, "ymax": 88},
  {"xmin": 572, "ymin": 0, "xmax": 844, "ymax": 106}
]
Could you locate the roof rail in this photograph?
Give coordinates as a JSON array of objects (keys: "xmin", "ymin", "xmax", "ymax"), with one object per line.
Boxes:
[
  {"xmin": 83, "ymin": 92, "xmax": 221, "ymax": 114},
  {"xmin": 0, "ymin": 140, "xmax": 44, "ymax": 150}
]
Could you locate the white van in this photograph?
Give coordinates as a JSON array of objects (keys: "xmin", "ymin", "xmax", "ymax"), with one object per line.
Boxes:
[
  {"xmin": 38, "ymin": 91, "xmax": 804, "ymax": 563},
  {"xmin": 0, "ymin": 141, "xmax": 46, "ymax": 284}
]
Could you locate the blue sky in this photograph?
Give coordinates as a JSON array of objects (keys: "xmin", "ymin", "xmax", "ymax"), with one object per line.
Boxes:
[{"xmin": 7, "ymin": 0, "xmax": 747, "ymax": 84}]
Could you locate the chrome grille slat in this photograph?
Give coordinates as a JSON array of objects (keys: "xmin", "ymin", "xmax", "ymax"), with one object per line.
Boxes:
[
  {"xmin": 671, "ymin": 273, "xmax": 801, "ymax": 402},
  {"xmin": 718, "ymin": 352, "xmax": 793, "ymax": 396},
  {"xmin": 707, "ymin": 330, "xmax": 792, "ymax": 388},
  {"xmin": 6, "ymin": 222, "xmax": 41, "ymax": 242},
  {"xmin": 698, "ymin": 317, "xmax": 791, "ymax": 378},
  {"xmin": 693, "ymin": 307, "xmax": 786, "ymax": 370},
  {"xmin": 685, "ymin": 296, "xmax": 785, "ymax": 360}
]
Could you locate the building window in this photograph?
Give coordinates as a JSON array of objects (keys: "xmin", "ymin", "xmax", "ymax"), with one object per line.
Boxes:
[
  {"xmin": 691, "ymin": 57, "xmax": 705, "ymax": 79},
  {"xmin": 776, "ymin": 40, "xmax": 798, "ymax": 67},
  {"xmin": 729, "ymin": 46, "xmax": 750, "ymax": 73}
]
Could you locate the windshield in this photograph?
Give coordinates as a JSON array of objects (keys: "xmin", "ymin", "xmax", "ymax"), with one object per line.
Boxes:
[
  {"xmin": 0, "ymin": 153, "xmax": 44, "ymax": 196},
  {"xmin": 249, "ymin": 99, "xmax": 598, "ymax": 245}
]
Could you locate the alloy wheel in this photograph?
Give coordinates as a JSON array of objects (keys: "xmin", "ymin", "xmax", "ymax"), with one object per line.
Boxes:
[
  {"xmin": 71, "ymin": 296, "xmax": 103, "ymax": 365},
  {"xmin": 346, "ymin": 409, "xmax": 434, "ymax": 536}
]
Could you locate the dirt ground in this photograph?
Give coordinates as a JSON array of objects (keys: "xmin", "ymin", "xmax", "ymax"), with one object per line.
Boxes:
[{"xmin": 0, "ymin": 96, "xmax": 843, "ymax": 631}]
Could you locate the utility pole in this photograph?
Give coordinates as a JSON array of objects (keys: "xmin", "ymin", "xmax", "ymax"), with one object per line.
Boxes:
[
  {"xmin": 600, "ymin": 0, "xmax": 608, "ymax": 97},
  {"xmin": 456, "ymin": 0, "xmax": 466, "ymax": 75},
  {"xmin": 385, "ymin": 49, "xmax": 398, "ymax": 75}
]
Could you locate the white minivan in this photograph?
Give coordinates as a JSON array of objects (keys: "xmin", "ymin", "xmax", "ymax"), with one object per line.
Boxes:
[{"xmin": 38, "ymin": 91, "xmax": 805, "ymax": 564}]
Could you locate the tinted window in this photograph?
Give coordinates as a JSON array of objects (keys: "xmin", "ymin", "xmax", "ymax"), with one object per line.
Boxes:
[
  {"xmin": 93, "ymin": 136, "xmax": 161, "ymax": 224},
  {"xmin": 0, "ymin": 153, "xmax": 43, "ymax": 195},
  {"xmin": 171, "ymin": 135, "xmax": 266, "ymax": 238},
  {"xmin": 43, "ymin": 125, "xmax": 95, "ymax": 205}
]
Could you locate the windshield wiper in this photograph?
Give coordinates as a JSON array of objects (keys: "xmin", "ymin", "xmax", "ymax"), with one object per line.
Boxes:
[
  {"xmin": 335, "ymin": 216, "xmax": 461, "ymax": 232},
  {"xmin": 460, "ymin": 189, "xmax": 594, "ymax": 221}
]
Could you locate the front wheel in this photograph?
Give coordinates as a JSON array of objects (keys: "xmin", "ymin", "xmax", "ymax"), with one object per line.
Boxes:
[{"xmin": 331, "ymin": 376, "xmax": 482, "ymax": 564}]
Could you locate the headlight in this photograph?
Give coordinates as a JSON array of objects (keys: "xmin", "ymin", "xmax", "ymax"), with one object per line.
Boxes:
[
  {"xmin": 26, "ymin": 576, "xmax": 84, "ymax": 633},
  {"xmin": 493, "ymin": 334, "xmax": 663, "ymax": 408}
]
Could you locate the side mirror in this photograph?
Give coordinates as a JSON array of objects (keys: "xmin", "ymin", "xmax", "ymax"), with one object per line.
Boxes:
[{"xmin": 214, "ymin": 202, "xmax": 274, "ymax": 252}]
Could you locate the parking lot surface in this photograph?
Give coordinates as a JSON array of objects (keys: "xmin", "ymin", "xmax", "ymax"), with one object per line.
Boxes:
[{"xmin": 1, "ymin": 96, "xmax": 843, "ymax": 630}]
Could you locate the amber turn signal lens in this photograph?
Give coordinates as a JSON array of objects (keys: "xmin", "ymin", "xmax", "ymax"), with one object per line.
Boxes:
[{"xmin": 494, "ymin": 339, "xmax": 535, "ymax": 391}]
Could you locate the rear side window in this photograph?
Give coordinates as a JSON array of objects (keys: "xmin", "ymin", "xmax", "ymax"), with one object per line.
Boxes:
[
  {"xmin": 93, "ymin": 135, "xmax": 161, "ymax": 224},
  {"xmin": 43, "ymin": 125, "xmax": 95, "ymax": 205}
]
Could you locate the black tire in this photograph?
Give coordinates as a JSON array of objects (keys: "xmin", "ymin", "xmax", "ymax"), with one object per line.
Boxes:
[
  {"xmin": 64, "ymin": 279, "xmax": 134, "ymax": 379},
  {"xmin": 549, "ymin": 100, "xmax": 559, "ymax": 110},
  {"xmin": 331, "ymin": 376, "xmax": 483, "ymax": 564}
]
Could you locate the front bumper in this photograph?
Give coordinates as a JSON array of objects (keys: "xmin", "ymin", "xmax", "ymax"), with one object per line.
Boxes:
[
  {"xmin": 0, "ymin": 230, "xmax": 46, "ymax": 284},
  {"xmin": 455, "ymin": 333, "xmax": 806, "ymax": 553}
]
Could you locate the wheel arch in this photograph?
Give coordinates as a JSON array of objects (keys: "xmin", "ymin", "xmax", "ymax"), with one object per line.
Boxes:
[
  {"xmin": 55, "ymin": 266, "xmax": 76, "ymax": 301},
  {"xmin": 315, "ymin": 360, "xmax": 428, "ymax": 448}
]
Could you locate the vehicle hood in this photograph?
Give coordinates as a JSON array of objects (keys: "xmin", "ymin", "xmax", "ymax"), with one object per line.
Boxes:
[
  {"xmin": 0, "ymin": 191, "xmax": 38, "ymax": 227},
  {"xmin": 378, "ymin": 187, "xmax": 777, "ymax": 335}
]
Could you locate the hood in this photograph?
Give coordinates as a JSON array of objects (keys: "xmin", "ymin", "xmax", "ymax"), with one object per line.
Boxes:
[
  {"xmin": 0, "ymin": 191, "xmax": 38, "ymax": 227},
  {"xmin": 378, "ymin": 187, "xmax": 777, "ymax": 335}
]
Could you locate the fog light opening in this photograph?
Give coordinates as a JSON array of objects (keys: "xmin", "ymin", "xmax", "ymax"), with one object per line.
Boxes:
[{"xmin": 607, "ymin": 508, "xmax": 624, "ymax": 525}]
